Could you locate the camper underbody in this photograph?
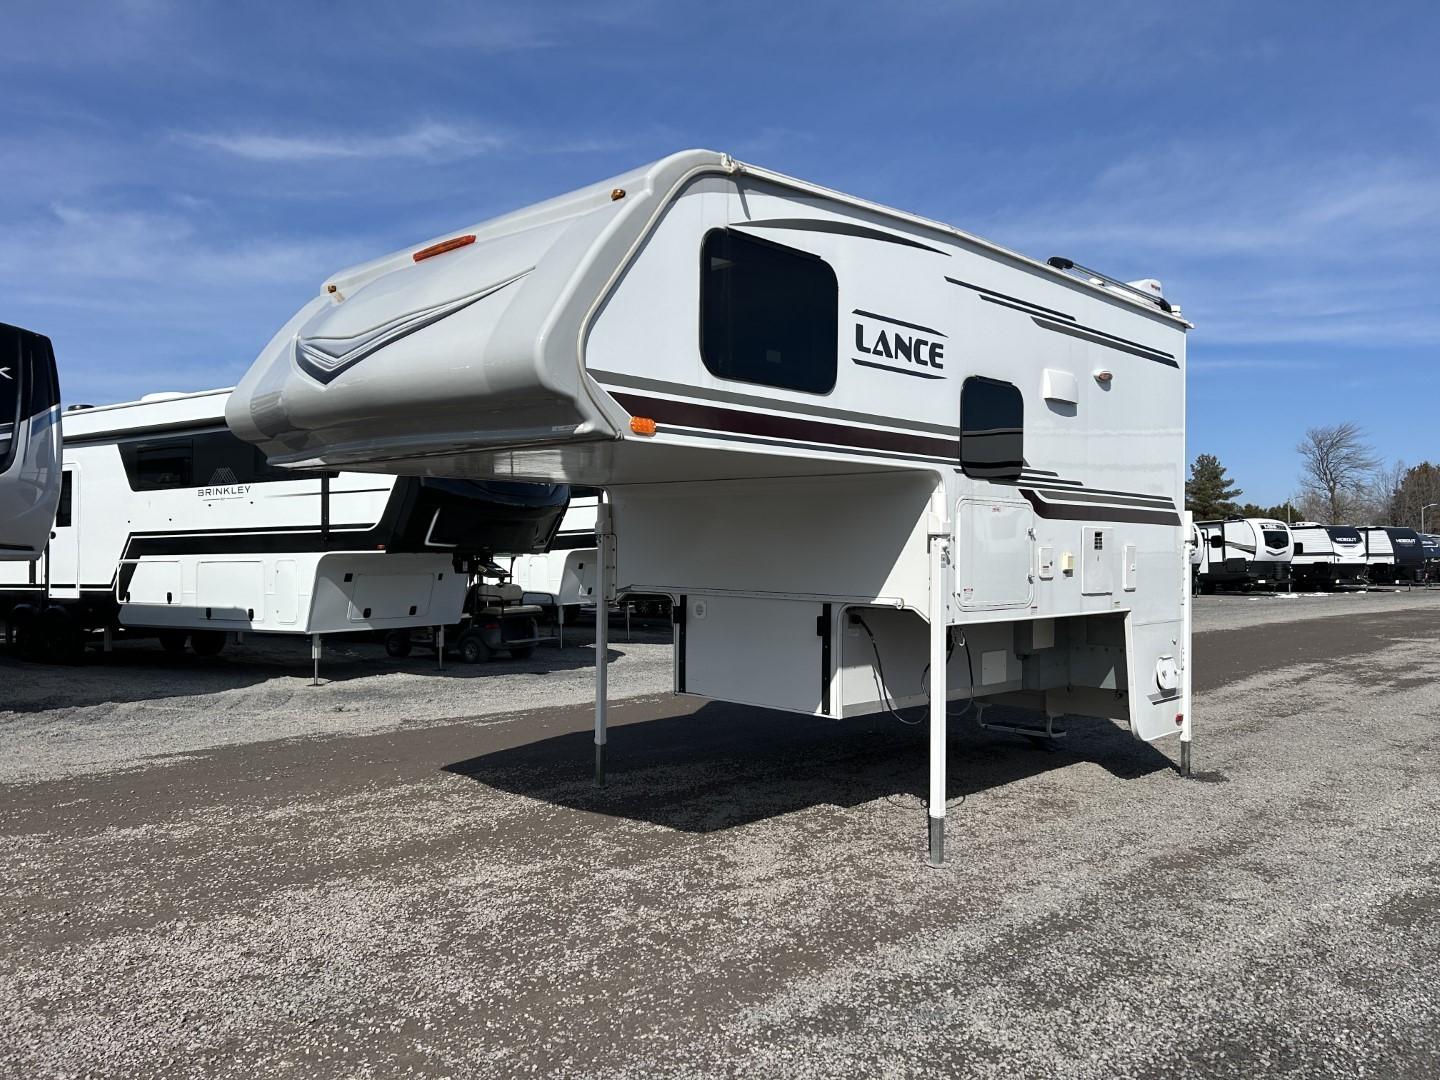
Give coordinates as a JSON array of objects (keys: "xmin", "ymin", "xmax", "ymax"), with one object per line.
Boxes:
[{"xmin": 228, "ymin": 149, "xmax": 1194, "ymax": 864}]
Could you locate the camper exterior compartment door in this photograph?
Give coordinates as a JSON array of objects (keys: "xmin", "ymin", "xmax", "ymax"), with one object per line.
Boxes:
[
  {"xmin": 957, "ymin": 498, "xmax": 1035, "ymax": 610},
  {"xmin": 681, "ymin": 595, "xmax": 826, "ymax": 715}
]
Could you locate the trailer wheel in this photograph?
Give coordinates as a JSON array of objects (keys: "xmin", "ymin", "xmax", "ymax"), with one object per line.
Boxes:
[
  {"xmin": 190, "ymin": 630, "xmax": 226, "ymax": 658},
  {"xmin": 158, "ymin": 630, "xmax": 188, "ymax": 656},
  {"xmin": 509, "ymin": 645, "xmax": 535, "ymax": 660},
  {"xmin": 43, "ymin": 607, "xmax": 87, "ymax": 664},
  {"xmin": 458, "ymin": 632, "xmax": 489, "ymax": 664},
  {"xmin": 384, "ymin": 631, "xmax": 413, "ymax": 659}
]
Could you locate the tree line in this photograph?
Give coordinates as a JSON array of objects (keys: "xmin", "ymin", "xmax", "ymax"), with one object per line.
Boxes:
[{"xmin": 1185, "ymin": 423, "xmax": 1440, "ymax": 530}]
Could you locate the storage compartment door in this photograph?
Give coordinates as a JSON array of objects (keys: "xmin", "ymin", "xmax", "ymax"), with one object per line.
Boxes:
[
  {"xmin": 347, "ymin": 573, "xmax": 437, "ymax": 623},
  {"xmin": 681, "ymin": 595, "xmax": 825, "ymax": 715},
  {"xmin": 196, "ymin": 560, "xmax": 264, "ymax": 622},
  {"xmin": 957, "ymin": 498, "xmax": 1034, "ymax": 610}
]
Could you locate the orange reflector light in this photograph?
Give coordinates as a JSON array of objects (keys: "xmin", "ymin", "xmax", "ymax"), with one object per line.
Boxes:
[
  {"xmin": 629, "ymin": 416, "xmax": 657, "ymax": 436},
  {"xmin": 413, "ymin": 234, "xmax": 476, "ymax": 262}
]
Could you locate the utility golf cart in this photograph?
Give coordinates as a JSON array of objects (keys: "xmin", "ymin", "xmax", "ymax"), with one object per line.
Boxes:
[{"xmin": 384, "ymin": 565, "xmax": 545, "ymax": 663}]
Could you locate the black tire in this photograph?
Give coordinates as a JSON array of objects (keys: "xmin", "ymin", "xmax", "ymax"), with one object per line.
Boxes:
[
  {"xmin": 509, "ymin": 645, "xmax": 535, "ymax": 660},
  {"xmin": 458, "ymin": 634, "xmax": 488, "ymax": 664},
  {"xmin": 190, "ymin": 630, "xmax": 227, "ymax": 657},
  {"xmin": 159, "ymin": 630, "xmax": 188, "ymax": 656},
  {"xmin": 43, "ymin": 608, "xmax": 86, "ymax": 664},
  {"xmin": 384, "ymin": 631, "xmax": 413, "ymax": 659}
]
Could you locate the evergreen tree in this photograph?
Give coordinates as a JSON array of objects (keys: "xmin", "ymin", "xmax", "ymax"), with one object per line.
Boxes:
[{"xmin": 1185, "ymin": 453, "xmax": 1243, "ymax": 518}]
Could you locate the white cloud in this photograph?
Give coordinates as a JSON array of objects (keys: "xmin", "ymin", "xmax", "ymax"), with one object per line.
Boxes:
[{"xmin": 180, "ymin": 121, "xmax": 507, "ymax": 163}]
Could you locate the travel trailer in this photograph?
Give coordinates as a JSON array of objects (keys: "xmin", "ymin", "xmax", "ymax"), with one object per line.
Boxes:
[
  {"xmin": 1362, "ymin": 526, "xmax": 1424, "ymax": 583},
  {"xmin": 1192, "ymin": 517, "xmax": 1291, "ymax": 592},
  {"xmin": 0, "ymin": 389, "xmax": 568, "ymax": 661},
  {"xmin": 1289, "ymin": 522, "xmax": 1366, "ymax": 588},
  {"xmin": 0, "ymin": 322, "xmax": 62, "ymax": 561},
  {"xmin": 227, "ymin": 149, "xmax": 1195, "ymax": 865}
]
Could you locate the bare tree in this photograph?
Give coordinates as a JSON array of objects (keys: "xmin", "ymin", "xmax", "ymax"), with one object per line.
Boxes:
[{"xmin": 1296, "ymin": 422, "xmax": 1380, "ymax": 524}]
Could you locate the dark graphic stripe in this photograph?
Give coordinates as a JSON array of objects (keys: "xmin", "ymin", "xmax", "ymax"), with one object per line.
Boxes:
[
  {"xmin": 1031, "ymin": 317, "xmax": 1178, "ymax": 367},
  {"xmin": 945, "ymin": 277, "xmax": 1077, "ymax": 322},
  {"xmin": 1020, "ymin": 489, "xmax": 1180, "ymax": 526},
  {"xmin": 611, "ymin": 392, "xmax": 959, "ymax": 461},
  {"xmin": 736, "ymin": 218, "xmax": 947, "ymax": 254},
  {"xmin": 851, "ymin": 356, "xmax": 947, "ymax": 381},
  {"xmin": 851, "ymin": 309, "xmax": 947, "ymax": 337}
]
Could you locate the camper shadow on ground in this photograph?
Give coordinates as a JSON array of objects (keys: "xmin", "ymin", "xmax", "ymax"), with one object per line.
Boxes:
[
  {"xmin": 444, "ymin": 701, "xmax": 1176, "ymax": 835},
  {"xmin": 0, "ymin": 635, "xmax": 649, "ymax": 713}
]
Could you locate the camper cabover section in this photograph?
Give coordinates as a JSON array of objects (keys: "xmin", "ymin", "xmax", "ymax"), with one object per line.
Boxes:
[
  {"xmin": 228, "ymin": 150, "xmax": 1193, "ymax": 864},
  {"xmin": 1193, "ymin": 518, "xmax": 1292, "ymax": 592},
  {"xmin": 0, "ymin": 322, "xmax": 62, "ymax": 561},
  {"xmin": 0, "ymin": 389, "xmax": 567, "ymax": 660}
]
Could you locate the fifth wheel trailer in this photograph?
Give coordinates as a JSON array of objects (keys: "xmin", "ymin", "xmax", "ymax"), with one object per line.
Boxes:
[
  {"xmin": 228, "ymin": 149, "xmax": 1195, "ymax": 865},
  {"xmin": 0, "ymin": 388, "xmax": 568, "ymax": 661},
  {"xmin": 1192, "ymin": 517, "xmax": 1292, "ymax": 592},
  {"xmin": 1, "ymin": 322, "xmax": 62, "ymax": 561}
]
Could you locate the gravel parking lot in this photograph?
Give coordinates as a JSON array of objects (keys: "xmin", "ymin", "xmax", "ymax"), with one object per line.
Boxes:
[{"xmin": 3, "ymin": 591, "xmax": 1438, "ymax": 1079}]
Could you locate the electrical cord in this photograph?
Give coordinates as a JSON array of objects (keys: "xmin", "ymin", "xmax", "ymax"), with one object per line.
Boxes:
[{"xmin": 856, "ymin": 614, "xmax": 978, "ymax": 726}]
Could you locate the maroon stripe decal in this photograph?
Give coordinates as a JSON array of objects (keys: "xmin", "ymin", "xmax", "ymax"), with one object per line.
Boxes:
[
  {"xmin": 612, "ymin": 392, "xmax": 959, "ymax": 461},
  {"xmin": 1021, "ymin": 489, "xmax": 1180, "ymax": 526}
]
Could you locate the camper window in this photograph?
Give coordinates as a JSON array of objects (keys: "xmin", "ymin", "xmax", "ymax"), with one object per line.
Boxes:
[
  {"xmin": 55, "ymin": 470, "xmax": 73, "ymax": 528},
  {"xmin": 130, "ymin": 440, "xmax": 194, "ymax": 490},
  {"xmin": 700, "ymin": 228, "xmax": 838, "ymax": 394},
  {"xmin": 0, "ymin": 336, "xmax": 17, "ymax": 471},
  {"xmin": 959, "ymin": 377, "xmax": 1023, "ymax": 480},
  {"xmin": 1262, "ymin": 530, "xmax": 1288, "ymax": 547}
]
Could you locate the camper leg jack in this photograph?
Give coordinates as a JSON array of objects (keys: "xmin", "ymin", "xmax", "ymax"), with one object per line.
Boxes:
[
  {"xmin": 927, "ymin": 525, "xmax": 949, "ymax": 868},
  {"xmin": 594, "ymin": 499, "xmax": 611, "ymax": 788}
]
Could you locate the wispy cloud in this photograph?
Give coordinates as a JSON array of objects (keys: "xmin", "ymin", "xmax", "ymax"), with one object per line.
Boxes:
[{"xmin": 180, "ymin": 121, "xmax": 507, "ymax": 163}]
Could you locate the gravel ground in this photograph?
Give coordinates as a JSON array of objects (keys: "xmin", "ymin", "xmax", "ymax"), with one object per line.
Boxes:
[{"xmin": 2, "ymin": 595, "xmax": 1438, "ymax": 1078}]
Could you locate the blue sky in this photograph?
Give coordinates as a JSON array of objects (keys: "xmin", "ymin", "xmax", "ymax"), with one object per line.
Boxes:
[{"xmin": 2, "ymin": 1, "xmax": 1436, "ymax": 504}]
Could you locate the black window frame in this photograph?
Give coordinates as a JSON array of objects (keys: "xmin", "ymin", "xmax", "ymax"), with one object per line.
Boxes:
[
  {"xmin": 959, "ymin": 376, "xmax": 1024, "ymax": 481},
  {"xmin": 698, "ymin": 227, "xmax": 839, "ymax": 396},
  {"xmin": 0, "ymin": 328, "xmax": 19, "ymax": 474}
]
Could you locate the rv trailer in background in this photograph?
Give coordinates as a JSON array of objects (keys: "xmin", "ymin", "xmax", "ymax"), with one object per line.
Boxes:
[
  {"xmin": 0, "ymin": 389, "xmax": 568, "ymax": 661},
  {"xmin": 1362, "ymin": 526, "xmax": 1425, "ymax": 584},
  {"xmin": 1192, "ymin": 517, "xmax": 1292, "ymax": 593},
  {"xmin": 0, "ymin": 322, "xmax": 62, "ymax": 561},
  {"xmin": 227, "ymin": 149, "xmax": 1194, "ymax": 865},
  {"xmin": 1290, "ymin": 522, "xmax": 1366, "ymax": 589}
]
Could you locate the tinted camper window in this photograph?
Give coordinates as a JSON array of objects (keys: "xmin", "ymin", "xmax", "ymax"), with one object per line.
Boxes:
[
  {"xmin": 0, "ymin": 330, "xmax": 17, "ymax": 471},
  {"xmin": 55, "ymin": 470, "xmax": 73, "ymax": 528},
  {"xmin": 131, "ymin": 440, "xmax": 194, "ymax": 489},
  {"xmin": 960, "ymin": 377, "xmax": 1023, "ymax": 480},
  {"xmin": 1262, "ymin": 530, "xmax": 1288, "ymax": 548},
  {"xmin": 700, "ymin": 228, "xmax": 838, "ymax": 394}
]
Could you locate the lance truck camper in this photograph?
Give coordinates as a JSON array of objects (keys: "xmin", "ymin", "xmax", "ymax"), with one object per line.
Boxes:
[
  {"xmin": 0, "ymin": 322, "xmax": 62, "ymax": 561},
  {"xmin": 0, "ymin": 388, "xmax": 568, "ymax": 661},
  {"xmin": 228, "ymin": 150, "xmax": 1195, "ymax": 865}
]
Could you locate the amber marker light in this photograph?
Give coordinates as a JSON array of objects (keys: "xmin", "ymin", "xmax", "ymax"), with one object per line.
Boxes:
[
  {"xmin": 413, "ymin": 234, "xmax": 476, "ymax": 262},
  {"xmin": 629, "ymin": 416, "xmax": 657, "ymax": 436}
]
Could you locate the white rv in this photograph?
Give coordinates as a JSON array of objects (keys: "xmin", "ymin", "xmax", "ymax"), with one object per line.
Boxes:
[
  {"xmin": 1192, "ymin": 517, "xmax": 1292, "ymax": 592},
  {"xmin": 1289, "ymin": 522, "xmax": 1366, "ymax": 588},
  {"xmin": 1, "ymin": 322, "xmax": 62, "ymax": 561},
  {"xmin": 0, "ymin": 388, "xmax": 568, "ymax": 661},
  {"xmin": 1362, "ymin": 526, "xmax": 1424, "ymax": 584},
  {"xmin": 227, "ymin": 150, "xmax": 1194, "ymax": 864}
]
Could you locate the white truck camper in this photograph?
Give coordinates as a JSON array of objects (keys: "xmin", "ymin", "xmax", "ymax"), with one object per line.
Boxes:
[
  {"xmin": 0, "ymin": 389, "xmax": 568, "ymax": 662},
  {"xmin": 0, "ymin": 322, "xmax": 63, "ymax": 561},
  {"xmin": 1192, "ymin": 517, "xmax": 1292, "ymax": 592},
  {"xmin": 228, "ymin": 150, "xmax": 1196, "ymax": 865}
]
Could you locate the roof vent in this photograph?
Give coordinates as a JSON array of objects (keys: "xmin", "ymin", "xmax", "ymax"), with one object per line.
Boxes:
[{"xmin": 65, "ymin": 403, "xmax": 95, "ymax": 411}]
